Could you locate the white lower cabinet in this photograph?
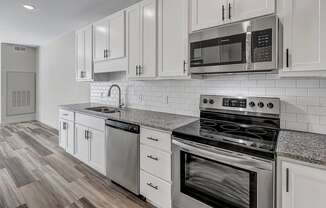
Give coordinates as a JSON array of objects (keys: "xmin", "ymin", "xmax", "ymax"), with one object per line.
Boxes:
[
  {"xmin": 278, "ymin": 158, "xmax": 326, "ymax": 208},
  {"xmin": 75, "ymin": 124, "xmax": 90, "ymax": 164},
  {"xmin": 140, "ymin": 127, "xmax": 172, "ymax": 208},
  {"xmin": 88, "ymin": 128, "xmax": 106, "ymax": 174},
  {"xmin": 59, "ymin": 119, "xmax": 74, "ymax": 155}
]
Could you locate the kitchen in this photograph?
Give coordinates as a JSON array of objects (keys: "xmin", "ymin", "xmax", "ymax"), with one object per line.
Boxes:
[{"xmin": 0, "ymin": 0, "xmax": 326, "ymax": 208}]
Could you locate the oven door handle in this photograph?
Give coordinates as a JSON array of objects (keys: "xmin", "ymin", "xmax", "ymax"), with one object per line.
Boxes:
[
  {"xmin": 173, "ymin": 139, "xmax": 273, "ymax": 172},
  {"xmin": 246, "ymin": 31, "xmax": 252, "ymax": 70}
]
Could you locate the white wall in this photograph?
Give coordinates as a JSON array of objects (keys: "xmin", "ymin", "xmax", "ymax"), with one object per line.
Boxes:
[
  {"xmin": 37, "ymin": 32, "xmax": 90, "ymax": 128},
  {"xmin": 91, "ymin": 74, "xmax": 326, "ymax": 134}
]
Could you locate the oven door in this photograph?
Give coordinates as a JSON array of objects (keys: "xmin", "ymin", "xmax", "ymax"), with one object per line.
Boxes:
[
  {"xmin": 190, "ymin": 33, "xmax": 249, "ymax": 74},
  {"xmin": 172, "ymin": 138, "xmax": 274, "ymax": 208}
]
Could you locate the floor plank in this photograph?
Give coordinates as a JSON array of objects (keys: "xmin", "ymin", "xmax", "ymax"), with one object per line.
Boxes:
[{"xmin": 16, "ymin": 131, "xmax": 52, "ymax": 156}]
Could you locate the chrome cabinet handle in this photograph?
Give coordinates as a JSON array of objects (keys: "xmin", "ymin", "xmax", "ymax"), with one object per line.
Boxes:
[
  {"xmin": 147, "ymin": 137, "xmax": 158, "ymax": 142},
  {"xmin": 228, "ymin": 3, "xmax": 232, "ymax": 19},
  {"xmin": 85, "ymin": 130, "xmax": 87, "ymax": 139},
  {"xmin": 183, "ymin": 60, "xmax": 187, "ymax": 74},
  {"xmin": 147, "ymin": 155, "xmax": 159, "ymax": 161},
  {"xmin": 63, "ymin": 122, "xmax": 67, "ymax": 130},
  {"xmin": 63, "ymin": 113, "xmax": 68, "ymax": 116},
  {"xmin": 146, "ymin": 182, "xmax": 158, "ymax": 190},
  {"xmin": 286, "ymin": 168, "xmax": 289, "ymax": 192},
  {"xmin": 222, "ymin": 5, "xmax": 225, "ymax": 21},
  {"xmin": 104, "ymin": 50, "xmax": 106, "ymax": 58},
  {"xmin": 138, "ymin": 65, "xmax": 143, "ymax": 75},
  {"xmin": 286, "ymin": 48, "xmax": 289, "ymax": 68}
]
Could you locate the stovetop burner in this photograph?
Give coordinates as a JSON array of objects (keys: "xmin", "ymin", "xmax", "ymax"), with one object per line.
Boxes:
[{"xmin": 172, "ymin": 95, "xmax": 281, "ymax": 160}]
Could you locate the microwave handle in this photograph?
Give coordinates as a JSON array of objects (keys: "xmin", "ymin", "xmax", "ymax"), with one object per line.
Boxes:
[{"xmin": 246, "ymin": 32, "xmax": 252, "ymax": 70}]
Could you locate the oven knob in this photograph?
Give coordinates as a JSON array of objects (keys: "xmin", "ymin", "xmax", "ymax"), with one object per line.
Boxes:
[
  {"xmin": 209, "ymin": 99, "xmax": 215, "ymax": 104},
  {"xmin": 267, "ymin": 103, "xmax": 274, "ymax": 109},
  {"xmin": 203, "ymin": 98, "xmax": 208, "ymax": 104},
  {"xmin": 257, "ymin": 102, "xmax": 265, "ymax": 108},
  {"xmin": 249, "ymin": 101, "xmax": 256, "ymax": 108}
]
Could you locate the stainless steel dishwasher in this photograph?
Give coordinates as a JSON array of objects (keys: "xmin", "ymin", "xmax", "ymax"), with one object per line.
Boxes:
[{"xmin": 106, "ymin": 119, "xmax": 140, "ymax": 195}]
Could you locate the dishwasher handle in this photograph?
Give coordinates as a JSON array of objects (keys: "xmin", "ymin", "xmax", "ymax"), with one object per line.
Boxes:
[{"xmin": 106, "ymin": 119, "xmax": 140, "ymax": 134}]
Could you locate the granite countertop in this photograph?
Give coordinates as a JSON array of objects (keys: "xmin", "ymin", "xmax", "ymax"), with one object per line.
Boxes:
[
  {"xmin": 60, "ymin": 103, "xmax": 198, "ymax": 132},
  {"xmin": 277, "ymin": 130, "xmax": 326, "ymax": 166}
]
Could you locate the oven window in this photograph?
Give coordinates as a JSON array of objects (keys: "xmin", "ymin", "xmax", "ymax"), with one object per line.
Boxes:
[
  {"xmin": 180, "ymin": 151, "xmax": 257, "ymax": 208},
  {"xmin": 190, "ymin": 33, "xmax": 246, "ymax": 67}
]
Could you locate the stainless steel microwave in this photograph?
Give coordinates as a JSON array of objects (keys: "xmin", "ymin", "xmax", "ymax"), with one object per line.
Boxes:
[{"xmin": 189, "ymin": 16, "xmax": 279, "ymax": 75}]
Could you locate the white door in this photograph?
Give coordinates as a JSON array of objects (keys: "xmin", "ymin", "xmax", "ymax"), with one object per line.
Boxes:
[
  {"xmin": 74, "ymin": 124, "xmax": 89, "ymax": 163},
  {"xmin": 282, "ymin": 161, "xmax": 326, "ymax": 208},
  {"xmin": 66, "ymin": 121, "xmax": 75, "ymax": 155},
  {"xmin": 229, "ymin": 0, "xmax": 275, "ymax": 23},
  {"xmin": 191, "ymin": 0, "xmax": 225, "ymax": 32},
  {"xmin": 76, "ymin": 30, "xmax": 85, "ymax": 80},
  {"xmin": 127, "ymin": 4, "xmax": 141, "ymax": 78},
  {"xmin": 159, "ymin": 0, "xmax": 188, "ymax": 77},
  {"xmin": 84, "ymin": 26, "xmax": 93, "ymax": 80},
  {"xmin": 88, "ymin": 128, "xmax": 106, "ymax": 174},
  {"xmin": 139, "ymin": 0, "xmax": 157, "ymax": 78},
  {"xmin": 93, "ymin": 18, "xmax": 108, "ymax": 63},
  {"xmin": 281, "ymin": 0, "xmax": 326, "ymax": 72},
  {"xmin": 109, "ymin": 11, "xmax": 126, "ymax": 60},
  {"xmin": 59, "ymin": 120, "xmax": 67, "ymax": 150}
]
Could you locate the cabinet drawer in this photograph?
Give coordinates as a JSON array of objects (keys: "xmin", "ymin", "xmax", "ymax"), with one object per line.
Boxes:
[
  {"xmin": 140, "ymin": 144, "xmax": 171, "ymax": 182},
  {"xmin": 140, "ymin": 170, "xmax": 171, "ymax": 208},
  {"xmin": 59, "ymin": 109, "xmax": 74, "ymax": 121},
  {"xmin": 75, "ymin": 113, "xmax": 105, "ymax": 131},
  {"xmin": 140, "ymin": 127, "xmax": 171, "ymax": 152}
]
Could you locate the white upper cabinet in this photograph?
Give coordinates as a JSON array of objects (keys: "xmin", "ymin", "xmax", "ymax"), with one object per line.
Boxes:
[
  {"xmin": 191, "ymin": 0, "xmax": 275, "ymax": 32},
  {"xmin": 280, "ymin": 160, "xmax": 326, "ymax": 208},
  {"xmin": 93, "ymin": 18, "xmax": 108, "ymax": 63},
  {"xmin": 127, "ymin": 0, "xmax": 157, "ymax": 79},
  {"xmin": 158, "ymin": 0, "xmax": 189, "ymax": 78},
  {"xmin": 191, "ymin": 0, "xmax": 226, "ymax": 32},
  {"xmin": 230, "ymin": 0, "xmax": 275, "ymax": 23},
  {"xmin": 109, "ymin": 11, "xmax": 126, "ymax": 59},
  {"xmin": 279, "ymin": 0, "xmax": 326, "ymax": 76},
  {"xmin": 93, "ymin": 10, "xmax": 127, "ymax": 73},
  {"xmin": 76, "ymin": 25, "xmax": 93, "ymax": 81}
]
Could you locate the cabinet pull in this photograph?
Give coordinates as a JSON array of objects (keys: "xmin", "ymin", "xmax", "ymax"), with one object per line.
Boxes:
[
  {"xmin": 146, "ymin": 182, "xmax": 158, "ymax": 190},
  {"xmin": 147, "ymin": 137, "xmax": 158, "ymax": 142},
  {"xmin": 139, "ymin": 65, "xmax": 143, "ymax": 75},
  {"xmin": 85, "ymin": 130, "xmax": 87, "ymax": 139},
  {"xmin": 286, "ymin": 48, "xmax": 289, "ymax": 68},
  {"xmin": 147, "ymin": 155, "xmax": 159, "ymax": 161},
  {"xmin": 63, "ymin": 122, "xmax": 67, "ymax": 130},
  {"xmin": 286, "ymin": 168, "xmax": 289, "ymax": 192},
  {"xmin": 222, "ymin": 5, "xmax": 225, "ymax": 21},
  {"xmin": 228, "ymin": 3, "xmax": 232, "ymax": 19},
  {"xmin": 63, "ymin": 113, "xmax": 69, "ymax": 116},
  {"xmin": 183, "ymin": 60, "xmax": 187, "ymax": 74},
  {"xmin": 104, "ymin": 50, "xmax": 106, "ymax": 58},
  {"xmin": 136, "ymin": 65, "xmax": 139, "ymax": 76}
]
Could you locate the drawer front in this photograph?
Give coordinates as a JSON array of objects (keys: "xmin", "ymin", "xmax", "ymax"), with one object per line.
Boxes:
[
  {"xmin": 75, "ymin": 113, "xmax": 105, "ymax": 131},
  {"xmin": 140, "ymin": 144, "xmax": 171, "ymax": 182},
  {"xmin": 59, "ymin": 109, "xmax": 74, "ymax": 121},
  {"xmin": 140, "ymin": 127, "xmax": 171, "ymax": 152},
  {"xmin": 140, "ymin": 170, "xmax": 171, "ymax": 208}
]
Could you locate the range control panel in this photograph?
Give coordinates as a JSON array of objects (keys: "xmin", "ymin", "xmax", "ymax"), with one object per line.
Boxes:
[{"xmin": 200, "ymin": 95, "xmax": 280, "ymax": 115}]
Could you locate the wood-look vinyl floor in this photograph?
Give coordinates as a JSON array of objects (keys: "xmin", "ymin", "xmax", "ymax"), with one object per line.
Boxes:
[{"xmin": 0, "ymin": 121, "xmax": 153, "ymax": 208}]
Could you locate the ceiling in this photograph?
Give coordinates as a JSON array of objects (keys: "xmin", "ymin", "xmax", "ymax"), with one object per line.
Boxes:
[{"xmin": 0, "ymin": 0, "xmax": 141, "ymax": 46}]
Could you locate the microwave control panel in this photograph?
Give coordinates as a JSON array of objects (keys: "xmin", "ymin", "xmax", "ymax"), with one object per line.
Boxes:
[{"xmin": 252, "ymin": 29, "xmax": 273, "ymax": 63}]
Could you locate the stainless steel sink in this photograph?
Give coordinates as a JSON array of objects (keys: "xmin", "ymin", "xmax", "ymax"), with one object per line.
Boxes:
[{"xmin": 85, "ymin": 106, "xmax": 120, "ymax": 114}]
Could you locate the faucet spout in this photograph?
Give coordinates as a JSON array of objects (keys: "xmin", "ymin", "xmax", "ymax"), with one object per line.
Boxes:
[{"xmin": 108, "ymin": 84, "xmax": 123, "ymax": 108}]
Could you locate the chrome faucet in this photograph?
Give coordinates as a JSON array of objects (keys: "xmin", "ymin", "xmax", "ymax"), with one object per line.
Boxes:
[{"xmin": 108, "ymin": 84, "xmax": 123, "ymax": 108}]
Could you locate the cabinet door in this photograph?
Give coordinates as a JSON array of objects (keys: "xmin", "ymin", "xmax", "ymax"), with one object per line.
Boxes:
[
  {"xmin": 76, "ymin": 30, "xmax": 85, "ymax": 80},
  {"xmin": 159, "ymin": 0, "xmax": 188, "ymax": 77},
  {"xmin": 109, "ymin": 11, "xmax": 126, "ymax": 60},
  {"xmin": 229, "ymin": 0, "xmax": 274, "ymax": 23},
  {"xmin": 88, "ymin": 128, "xmax": 106, "ymax": 175},
  {"xmin": 139, "ymin": 0, "xmax": 157, "ymax": 78},
  {"xmin": 59, "ymin": 120, "xmax": 67, "ymax": 150},
  {"xmin": 84, "ymin": 26, "xmax": 93, "ymax": 80},
  {"xmin": 66, "ymin": 121, "xmax": 75, "ymax": 155},
  {"xmin": 127, "ymin": 4, "xmax": 141, "ymax": 78},
  {"xmin": 282, "ymin": 161, "xmax": 326, "ymax": 208},
  {"xmin": 74, "ymin": 124, "xmax": 89, "ymax": 163},
  {"xmin": 93, "ymin": 19, "xmax": 108, "ymax": 63},
  {"xmin": 191, "ymin": 0, "xmax": 225, "ymax": 32},
  {"xmin": 281, "ymin": 0, "xmax": 326, "ymax": 72}
]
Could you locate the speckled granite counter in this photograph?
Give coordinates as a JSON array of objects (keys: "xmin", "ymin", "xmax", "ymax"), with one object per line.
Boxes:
[
  {"xmin": 60, "ymin": 103, "xmax": 198, "ymax": 132},
  {"xmin": 277, "ymin": 130, "xmax": 326, "ymax": 166}
]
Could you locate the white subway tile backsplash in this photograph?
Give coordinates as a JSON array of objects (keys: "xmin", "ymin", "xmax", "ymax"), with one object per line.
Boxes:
[{"xmin": 91, "ymin": 77, "xmax": 326, "ymax": 134}]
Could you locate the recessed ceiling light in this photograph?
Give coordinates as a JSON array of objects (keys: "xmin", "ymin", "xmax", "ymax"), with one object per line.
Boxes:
[{"xmin": 23, "ymin": 4, "xmax": 36, "ymax": 10}]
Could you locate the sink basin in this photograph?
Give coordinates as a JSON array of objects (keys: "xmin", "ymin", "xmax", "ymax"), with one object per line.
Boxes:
[{"xmin": 85, "ymin": 106, "xmax": 120, "ymax": 114}]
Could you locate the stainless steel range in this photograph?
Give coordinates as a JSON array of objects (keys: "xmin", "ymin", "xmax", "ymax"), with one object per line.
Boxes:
[{"xmin": 172, "ymin": 95, "xmax": 280, "ymax": 208}]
